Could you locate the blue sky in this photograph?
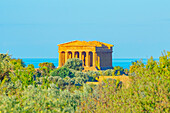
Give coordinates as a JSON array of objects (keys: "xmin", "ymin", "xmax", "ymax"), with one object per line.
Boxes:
[{"xmin": 0, "ymin": 0, "xmax": 170, "ymax": 58}]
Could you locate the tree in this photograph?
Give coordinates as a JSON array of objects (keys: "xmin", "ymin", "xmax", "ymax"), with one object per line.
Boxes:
[
  {"xmin": 50, "ymin": 67, "xmax": 75, "ymax": 78},
  {"xmin": 0, "ymin": 53, "xmax": 11, "ymax": 81},
  {"xmin": 64, "ymin": 58, "xmax": 84, "ymax": 71}
]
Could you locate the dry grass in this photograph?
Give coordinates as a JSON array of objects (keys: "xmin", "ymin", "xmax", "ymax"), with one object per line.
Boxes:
[
  {"xmin": 86, "ymin": 75, "xmax": 132, "ymax": 88},
  {"xmin": 86, "ymin": 82, "xmax": 100, "ymax": 85}
]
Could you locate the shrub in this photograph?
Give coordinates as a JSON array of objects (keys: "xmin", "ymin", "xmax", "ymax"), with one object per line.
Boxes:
[
  {"xmin": 57, "ymin": 77, "xmax": 67, "ymax": 89},
  {"xmin": 75, "ymin": 71, "xmax": 89, "ymax": 82},
  {"xmin": 38, "ymin": 62, "xmax": 55, "ymax": 76},
  {"xmin": 74, "ymin": 77, "xmax": 84, "ymax": 86},
  {"xmin": 64, "ymin": 58, "xmax": 84, "ymax": 71},
  {"xmin": 50, "ymin": 67, "xmax": 75, "ymax": 78},
  {"xmin": 0, "ymin": 81, "xmax": 87, "ymax": 112},
  {"xmin": 78, "ymin": 51, "xmax": 170, "ymax": 112},
  {"xmin": 34, "ymin": 69, "xmax": 41, "ymax": 77},
  {"xmin": 113, "ymin": 66, "xmax": 127, "ymax": 75},
  {"xmin": 1, "ymin": 51, "xmax": 169, "ymax": 112},
  {"xmin": 39, "ymin": 62, "xmax": 55, "ymax": 70},
  {"xmin": 102, "ymin": 69, "xmax": 115, "ymax": 76},
  {"xmin": 63, "ymin": 76, "xmax": 75, "ymax": 85},
  {"xmin": 10, "ymin": 68, "xmax": 35, "ymax": 87},
  {"xmin": 46, "ymin": 76, "xmax": 62, "ymax": 84},
  {"xmin": 101, "ymin": 66, "xmax": 127, "ymax": 76},
  {"xmin": 86, "ymin": 71, "xmax": 100, "ymax": 82},
  {"xmin": 0, "ymin": 53, "xmax": 11, "ymax": 81},
  {"xmin": 27, "ymin": 64, "xmax": 35, "ymax": 76},
  {"xmin": 10, "ymin": 58, "xmax": 26, "ymax": 70},
  {"xmin": 101, "ymin": 78, "xmax": 122, "ymax": 89}
]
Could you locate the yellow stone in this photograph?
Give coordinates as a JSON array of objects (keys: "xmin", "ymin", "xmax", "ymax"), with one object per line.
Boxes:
[{"xmin": 58, "ymin": 40, "xmax": 114, "ymax": 71}]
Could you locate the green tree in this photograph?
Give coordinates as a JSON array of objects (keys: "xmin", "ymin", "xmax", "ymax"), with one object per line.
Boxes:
[
  {"xmin": 64, "ymin": 58, "xmax": 84, "ymax": 71},
  {"xmin": 10, "ymin": 58, "xmax": 26, "ymax": 70},
  {"xmin": 39, "ymin": 62, "xmax": 55, "ymax": 76},
  {"xmin": 50, "ymin": 67, "xmax": 75, "ymax": 78},
  {"xmin": 0, "ymin": 53, "xmax": 11, "ymax": 81}
]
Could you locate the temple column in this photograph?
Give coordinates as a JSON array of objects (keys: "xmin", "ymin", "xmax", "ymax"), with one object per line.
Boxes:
[
  {"xmin": 79, "ymin": 51, "xmax": 84, "ymax": 66},
  {"xmin": 82, "ymin": 52, "xmax": 85, "ymax": 66},
  {"xmin": 65, "ymin": 51, "xmax": 68, "ymax": 63},
  {"xmin": 86, "ymin": 51, "xmax": 90, "ymax": 67},
  {"xmin": 79, "ymin": 51, "xmax": 82, "ymax": 60},
  {"xmin": 93, "ymin": 52, "xmax": 96, "ymax": 68},
  {"xmin": 59, "ymin": 51, "xmax": 62, "ymax": 67},
  {"xmin": 72, "ymin": 51, "xmax": 75, "ymax": 58}
]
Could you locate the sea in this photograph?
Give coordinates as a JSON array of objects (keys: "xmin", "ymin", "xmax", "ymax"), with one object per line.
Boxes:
[{"xmin": 21, "ymin": 58, "xmax": 159, "ymax": 69}]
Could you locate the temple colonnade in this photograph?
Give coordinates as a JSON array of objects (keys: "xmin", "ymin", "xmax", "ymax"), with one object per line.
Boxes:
[{"xmin": 58, "ymin": 51, "xmax": 98, "ymax": 68}]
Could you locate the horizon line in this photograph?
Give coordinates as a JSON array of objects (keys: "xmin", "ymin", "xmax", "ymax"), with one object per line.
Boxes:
[{"xmin": 13, "ymin": 57, "xmax": 159, "ymax": 59}]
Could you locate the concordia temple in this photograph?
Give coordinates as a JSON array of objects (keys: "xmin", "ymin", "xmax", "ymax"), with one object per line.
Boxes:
[{"xmin": 58, "ymin": 40, "xmax": 114, "ymax": 71}]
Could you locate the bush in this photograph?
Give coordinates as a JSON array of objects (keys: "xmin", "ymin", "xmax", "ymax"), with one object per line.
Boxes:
[
  {"xmin": 0, "ymin": 53, "xmax": 11, "ymax": 81},
  {"xmin": 113, "ymin": 66, "xmax": 126, "ymax": 75},
  {"xmin": 50, "ymin": 67, "xmax": 75, "ymax": 78},
  {"xmin": 0, "ymin": 81, "xmax": 87, "ymax": 112},
  {"xmin": 57, "ymin": 77, "xmax": 67, "ymax": 89},
  {"xmin": 102, "ymin": 69, "xmax": 115, "ymax": 76},
  {"xmin": 78, "ymin": 51, "xmax": 170, "ymax": 112},
  {"xmin": 101, "ymin": 66, "xmax": 127, "ymax": 76},
  {"xmin": 1, "ymin": 51, "xmax": 169, "ymax": 112},
  {"xmin": 10, "ymin": 68, "xmax": 35, "ymax": 87},
  {"xmin": 39, "ymin": 62, "xmax": 55, "ymax": 70},
  {"xmin": 86, "ymin": 71, "xmax": 100, "ymax": 82},
  {"xmin": 64, "ymin": 58, "xmax": 84, "ymax": 71},
  {"xmin": 10, "ymin": 58, "xmax": 26, "ymax": 70},
  {"xmin": 38, "ymin": 62, "xmax": 55, "ymax": 76},
  {"xmin": 27, "ymin": 64, "xmax": 35, "ymax": 75},
  {"xmin": 46, "ymin": 76, "xmax": 62, "ymax": 83},
  {"xmin": 63, "ymin": 76, "xmax": 75, "ymax": 85},
  {"xmin": 101, "ymin": 78, "xmax": 122, "ymax": 89},
  {"xmin": 74, "ymin": 77, "xmax": 85, "ymax": 86},
  {"xmin": 75, "ymin": 71, "xmax": 89, "ymax": 82}
]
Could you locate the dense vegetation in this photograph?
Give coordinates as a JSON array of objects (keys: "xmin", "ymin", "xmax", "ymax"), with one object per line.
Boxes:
[{"xmin": 0, "ymin": 52, "xmax": 169, "ymax": 112}]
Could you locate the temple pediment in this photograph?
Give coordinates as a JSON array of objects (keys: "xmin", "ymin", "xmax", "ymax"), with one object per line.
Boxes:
[
  {"xmin": 58, "ymin": 40, "xmax": 96, "ymax": 47},
  {"xmin": 58, "ymin": 40, "xmax": 114, "ymax": 49}
]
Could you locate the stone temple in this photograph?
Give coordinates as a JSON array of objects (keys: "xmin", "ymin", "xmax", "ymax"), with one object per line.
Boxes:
[{"xmin": 58, "ymin": 40, "xmax": 114, "ymax": 71}]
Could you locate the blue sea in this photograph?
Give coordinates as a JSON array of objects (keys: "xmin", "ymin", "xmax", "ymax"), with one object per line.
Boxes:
[{"xmin": 21, "ymin": 58, "xmax": 159, "ymax": 69}]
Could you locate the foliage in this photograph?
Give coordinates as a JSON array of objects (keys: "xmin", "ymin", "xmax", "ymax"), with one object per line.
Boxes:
[
  {"xmin": 130, "ymin": 60, "xmax": 145, "ymax": 74},
  {"xmin": 75, "ymin": 71, "xmax": 89, "ymax": 83},
  {"xmin": 0, "ymin": 53, "xmax": 11, "ymax": 81},
  {"xmin": 101, "ymin": 66, "xmax": 127, "ymax": 76},
  {"xmin": 0, "ymin": 81, "xmax": 90, "ymax": 112},
  {"xmin": 10, "ymin": 69, "xmax": 35, "ymax": 87},
  {"xmin": 50, "ymin": 67, "xmax": 75, "ymax": 78},
  {"xmin": 27, "ymin": 64, "xmax": 35, "ymax": 74},
  {"xmin": 78, "ymin": 51, "xmax": 170, "ymax": 112},
  {"xmin": 39, "ymin": 62, "xmax": 55, "ymax": 69},
  {"xmin": 102, "ymin": 69, "xmax": 115, "ymax": 76},
  {"xmin": 0, "ymin": 51, "xmax": 169, "ymax": 112},
  {"xmin": 113, "ymin": 66, "xmax": 126, "ymax": 75},
  {"xmin": 64, "ymin": 58, "xmax": 84, "ymax": 71},
  {"xmin": 9, "ymin": 60, "xmax": 35, "ymax": 87},
  {"xmin": 63, "ymin": 76, "xmax": 75, "ymax": 85},
  {"xmin": 10, "ymin": 58, "xmax": 26, "ymax": 70},
  {"xmin": 86, "ymin": 71, "xmax": 100, "ymax": 82},
  {"xmin": 38, "ymin": 62, "xmax": 55, "ymax": 76}
]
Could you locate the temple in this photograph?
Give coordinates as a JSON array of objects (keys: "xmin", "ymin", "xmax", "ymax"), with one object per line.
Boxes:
[{"xmin": 58, "ymin": 40, "xmax": 114, "ymax": 71}]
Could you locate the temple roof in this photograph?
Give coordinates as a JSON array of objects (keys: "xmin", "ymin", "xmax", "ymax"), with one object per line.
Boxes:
[{"xmin": 58, "ymin": 40, "xmax": 114, "ymax": 49}]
